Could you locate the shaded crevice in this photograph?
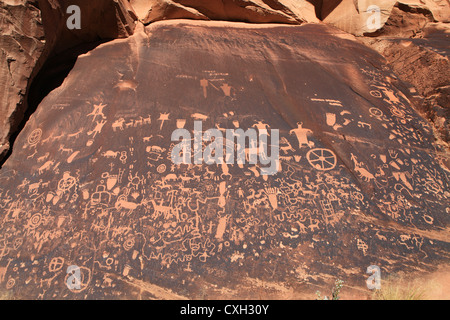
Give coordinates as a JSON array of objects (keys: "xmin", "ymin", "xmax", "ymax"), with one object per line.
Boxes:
[{"xmin": 0, "ymin": 40, "xmax": 111, "ymax": 169}]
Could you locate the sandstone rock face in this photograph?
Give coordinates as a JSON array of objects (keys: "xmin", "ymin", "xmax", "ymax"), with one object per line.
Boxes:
[
  {"xmin": 129, "ymin": 0, "xmax": 319, "ymax": 25},
  {"xmin": 399, "ymin": 0, "xmax": 450, "ymax": 22},
  {"xmin": 0, "ymin": 21, "xmax": 448, "ymax": 299},
  {"xmin": 0, "ymin": 0, "xmax": 44, "ymax": 162},
  {"xmin": 0, "ymin": 0, "xmax": 138, "ymax": 165},
  {"xmin": 36, "ymin": 0, "xmax": 137, "ymax": 58},
  {"xmin": 322, "ymin": 0, "xmax": 397, "ymax": 35},
  {"xmin": 361, "ymin": 3, "xmax": 450, "ymax": 142}
]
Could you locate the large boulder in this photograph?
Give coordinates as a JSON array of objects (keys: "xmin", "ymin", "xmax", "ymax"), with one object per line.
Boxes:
[{"xmin": 0, "ymin": 21, "xmax": 448, "ymax": 299}]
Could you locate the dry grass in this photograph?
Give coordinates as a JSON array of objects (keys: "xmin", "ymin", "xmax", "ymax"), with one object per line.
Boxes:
[
  {"xmin": 0, "ymin": 290, "xmax": 13, "ymax": 300},
  {"xmin": 371, "ymin": 273, "xmax": 430, "ymax": 300}
]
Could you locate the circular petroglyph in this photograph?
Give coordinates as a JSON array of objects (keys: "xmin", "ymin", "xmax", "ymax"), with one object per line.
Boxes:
[
  {"xmin": 369, "ymin": 90, "xmax": 382, "ymax": 98},
  {"xmin": 28, "ymin": 213, "xmax": 42, "ymax": 230},
  {"xmin": 58, "ymin": 172, "xmax": 77, "ymax": 192},
  {"xmin": 27, "ymin": 129, "xmax": 42, "ymax": 145},
  {"xmin": 123, "ymin": 237, "xmax": 135, "ymax": 251},
  {"xmin": 6, "ymin": 278, "xmax": 15, "ymax": 290},
  {"xmin": 369, "ymin": 107, "xmax": 383, "ymax": 118},
  {"xmin": 49, "ymin": 257, "xmax": 65, "ymax": 272},
  {"xmin": 307, "ymin": 148, "xmax": 337, "ymax": 171}
]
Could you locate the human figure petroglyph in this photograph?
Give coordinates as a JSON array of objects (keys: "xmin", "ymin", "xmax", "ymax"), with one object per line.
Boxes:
[
  {"xmin": 88, "ymin": 120, "xmax": 107, "ymax": 138},
  {"xmin": 252, "ymin": 121, "xmax": 270, "ymax": 136},
  {"xmin": 87, "ymin": 103, "xmax": 107, "ymax": 122},
  {"xmin": 290, "ymin": 123, "xmax": 313, "ymax": 148}
]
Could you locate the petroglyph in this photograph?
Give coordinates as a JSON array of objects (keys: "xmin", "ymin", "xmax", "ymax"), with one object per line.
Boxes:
[{"xmin": 0, "ymin": 23, "xmax": 448, "ymax": 300}]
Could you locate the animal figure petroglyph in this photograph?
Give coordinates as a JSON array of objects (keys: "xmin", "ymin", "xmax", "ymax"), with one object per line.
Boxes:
[
  {"xmin": 38, "ymin": 161, "xmax": 54, "ymax": 174},
  {"xmin": 351, "ymin": 153, "xmax": 375, "ymax": 182},
  {"xmin": 112, "ymin": 118, "xmax": 125, "ymax": 131},
  {"xmin": 59, "ymin": 145, "xmax": 73, "ymax": 155},
  {"xmin": 68, "ymin": 130, "xmax": 83, "ymax": 139},
  {"xmin": 37, "ymin": 153, "xmax": 50, "ymax": 163},
  {"xmin": 150, "ymin": 200, "xmax": 175, "ymax": 219},
  {"xmin": 308, "ymin": 217, "xmax": 320, "ymax": 232},
  {"xmin": 115, "ymin": 199, "xmax": 142, "ymax": 212},
  {"xmin": 146, "ymin": 146, "xmax": 166, "ymax": 153},
  {"xmin": 134, "ymin": 117, "xmax": 144, "ymax": 127},
  {"xmin": 27, "ymin": 150, "xmax": 37, "ymax": 159},
  {"xmin": 28, "ymin": 179, "xmax": 43, "ymax": 194},
  {"xmin": 280, "ymin": 138, "xmax": 295, "ymax": 154},
  {"xmin": 143, "ymin": 115, "xmax": 151, "ymax": 125},
  {"xmin": 102, "ymin": 151, "xmax": 120, "ymax": 159}
]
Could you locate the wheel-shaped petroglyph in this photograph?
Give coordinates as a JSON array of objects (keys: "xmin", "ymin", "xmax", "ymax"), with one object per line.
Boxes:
[
  {"xmin": 58, "ymin": 172, "xmax": 77, "ymax": 192},
  {"xmin": 27, "ymin": 129, "xmax": 42, "ymax": 146},
  {"xmin": 307, "ymin": 148, "xmax": 337, "ymax": 171},
  {"xmin": 369, "ymin": 90, "xmax": 382, "ymax": 98},
  {"xmin": 369, "ymin": 107, "xmax": 383, "ymax": 118}
]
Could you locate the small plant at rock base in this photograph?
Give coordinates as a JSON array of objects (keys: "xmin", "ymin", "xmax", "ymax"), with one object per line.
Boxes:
[
  {"xmin": 331, "ymin": 279, "xmax": 344, "ymax": 300},
  {"xmin": 315, "ymin": 279, "xmax": 344, "ymax": 300}
]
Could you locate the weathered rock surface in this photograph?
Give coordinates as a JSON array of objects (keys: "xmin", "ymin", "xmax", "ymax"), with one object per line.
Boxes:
[
  {"xmin": 322, "ymin": 0, "xmax": 449, "ymax": 36},
  {"xmin": 36, "ymin": 0, "xmax": 137, "ymax": 58},
  {"xmin": 0, "ymin": 0, "xmax": 44, "ymax": 162},
  {"xmin": 129, "ymin": 0, "xmax": 319, "ymax": 25},
  {"xmin": 360, "ymin": 2, "xmax": 450, "ymax": 142},
  {"xmin": 0, "ymin": 0, "xmax": 138, "ymax": 166},
  {"xmin": 0, "ymin": 21, "xmax": 448, "ymax": 299},
  {"xmin": 322, "ymin": 0, "xmax": 397, "ymax": 36}
]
